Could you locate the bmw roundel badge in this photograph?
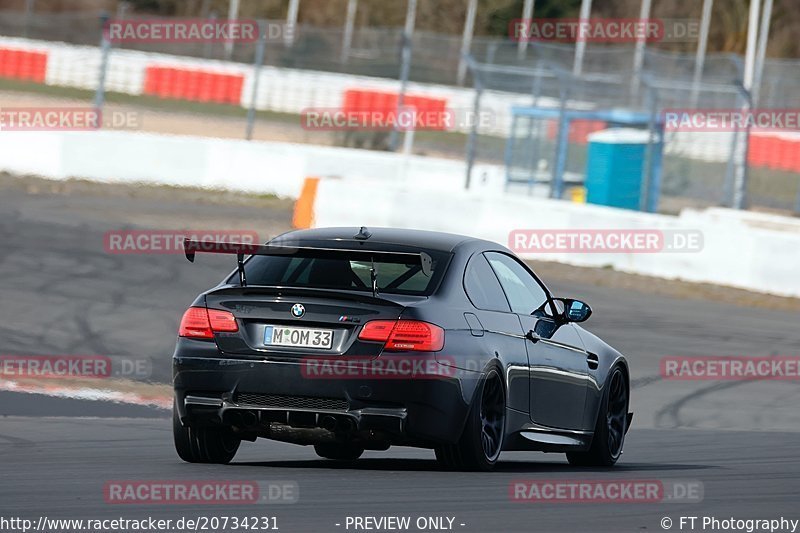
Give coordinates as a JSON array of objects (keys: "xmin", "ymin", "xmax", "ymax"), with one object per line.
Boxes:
[{"xmin": 290, "ymin": 303, "xmax": 305, "ymax": 318}]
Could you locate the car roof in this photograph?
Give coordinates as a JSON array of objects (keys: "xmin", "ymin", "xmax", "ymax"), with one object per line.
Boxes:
[{"xmin": 270, "ymin": 227, "xmax": 493, "ymax": 253}]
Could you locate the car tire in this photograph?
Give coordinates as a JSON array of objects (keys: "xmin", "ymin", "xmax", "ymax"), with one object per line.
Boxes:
[
  {"xmin": 566, "ymin": 366, "xmax": 629, "ymax": 467},
  {"xmin": 436, "ymin": 367, "xmax": 505, "ymax": 472},
  {"xmin": 314, "ymin": 443, "xmax": 364, "ymax": 461},
  {"xmin": 173, "ymin": 401, "xmax": 240, "ymax": 464}
]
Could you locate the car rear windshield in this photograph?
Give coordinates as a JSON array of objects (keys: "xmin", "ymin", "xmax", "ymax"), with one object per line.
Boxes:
[{"xmin": 236, "ymin": 250, "xmax": 450, "ymax": 296}]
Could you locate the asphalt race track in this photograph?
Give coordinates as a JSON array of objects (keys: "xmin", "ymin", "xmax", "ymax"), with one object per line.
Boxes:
[{"xmin": 2, "ymin": 181, "xmax": 800, "ymax": 532}]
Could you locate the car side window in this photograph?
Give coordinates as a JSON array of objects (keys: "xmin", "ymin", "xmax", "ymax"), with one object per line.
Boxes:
[
  {"xmin": 484, "ymin": 252, "xmax": 548, "ymax": 315},
  {"xmin": 463, "ymin": 253, "xmax": 511, "ymax": 312}
]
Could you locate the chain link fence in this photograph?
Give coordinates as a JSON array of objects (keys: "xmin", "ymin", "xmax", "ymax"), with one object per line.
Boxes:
[
  {"xmin": 467, "ymin": 52, "xmax": 799, "ymax": 214},
  {"xmin": 4, "ymin": 10, "xmax": 800, "ymax": 90},
  {"xmin": 0, "ymin": 9, "xmax": 799, "ymax": 214}
]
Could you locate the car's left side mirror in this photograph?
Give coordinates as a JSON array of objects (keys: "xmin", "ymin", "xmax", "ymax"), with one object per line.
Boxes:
[{"xmin": 552, "ymin": 298, "xmax": 592, "ymax": 323}]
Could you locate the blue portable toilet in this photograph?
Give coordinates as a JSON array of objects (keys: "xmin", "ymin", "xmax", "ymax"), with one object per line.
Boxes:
[{"xmin": 584, "ymin": 128, "xmax": 649, "ymax": 211}]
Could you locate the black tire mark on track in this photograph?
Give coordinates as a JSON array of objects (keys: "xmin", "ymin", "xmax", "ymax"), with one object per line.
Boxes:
[{"xmin": 0, "ymin": 432, "xmax": 36, "ymax": 448}]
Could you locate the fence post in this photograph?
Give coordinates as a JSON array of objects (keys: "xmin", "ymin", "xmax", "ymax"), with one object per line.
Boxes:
[
  {"xmin": 722, "ymin": 130, "xmax": 738, "ymax": 205},
  {"xmin": 465, "ymin": 57, "xmax": 483, "ymax": 190},
  {"xmin": 630, "ymin": 0, "xmax": 652, "ymax": 102},
  {"xmin": 751, "ymin": 0, "xmax": 774, "ymax": 106},
  {"xmin": 691, "ymin": 0, "xmax": 713, "ymax": 107},
  {"xmin": 285, "ymin": 0, "xmax": 300, "ymax": 48},
  {"xmin": 246, "ymin": 23, "xmax": 268, "ymax": 141},
  {"xmin": 731, "ymin": 132, "xmax": 750, "ymax": 210},
  {"xmin": 456, "ymin": 0, "xmax": 477, "ymax": 85},
  {"xmin": 23, "ymin": 0, "xmax": 35, "ymax": 38},
  {"xmin": 731, "ymin": 85, "xmax": 752, "ymax": 209},
  {"xmin": 93, "ymin": 12, "xmax": 111, "ymax": 114},
  {"xmin": 794, "ymin": 182, "xmax": 800, "ymax": 215},
  {"xmin": 204, "ymin": 11, "xmax": 218, "ymax": 59},
  {"xmin": 639, "ymin": 78, "xmax": 664, "ymax": 213},
  {"xmin": 572, "ymin": 0, "xmax": 592, "ymax": 77},
  {"xmin": 389, "ymin": 0, "xmax": 417, "ymax": 152},
  {"xmin": 517, "ymin": 0, "xmax": 535, "ymax": 60},
  {"xmin": 340, "ymin": 0, "xmax": 358, "ymax": 64},
  {"xmin": 225, "ymin": 0, "xmax": 240, "ymax": 60},
  {"xmin": 504, "ymin": 112, "xmax": 518, "ymax": 191},
  {"xmin": 551, "ymin": 83, "xmax": 570, "ymax": 200}
]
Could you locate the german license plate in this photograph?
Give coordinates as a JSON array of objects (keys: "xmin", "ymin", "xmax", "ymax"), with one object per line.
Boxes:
[{"xmin": 263, "ymin": 325, "xmax": 333, "ymax": 349}]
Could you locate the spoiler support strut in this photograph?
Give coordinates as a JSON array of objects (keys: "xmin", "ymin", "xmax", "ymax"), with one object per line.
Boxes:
[
  {"xmin": 237, "ymin": 253, "xmax": 247, "ymax": 286},
  {"xmin": 370, "ymin": 256, "xmax": 378, "ymax": 298}
]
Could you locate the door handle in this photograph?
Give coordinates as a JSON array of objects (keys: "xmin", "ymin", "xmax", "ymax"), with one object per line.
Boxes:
[
  {"xmin": 525, "ymin": 330, "xmax": 540, "ymax": 343},
  {"xmin": 586, "ymin": 352, "xmax": 599, "ymax": 369}
]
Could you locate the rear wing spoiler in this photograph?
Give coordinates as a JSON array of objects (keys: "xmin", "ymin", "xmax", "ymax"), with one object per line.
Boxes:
[{"xmin": 183, "ymin": 239, "xmax": 433, "ymax": 291}]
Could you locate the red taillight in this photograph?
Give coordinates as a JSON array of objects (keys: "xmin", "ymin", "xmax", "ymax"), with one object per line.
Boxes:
[
  {"xmin": 179, "ymin": 307, "xmax": 212, "ymax": 339},
  {"xmin": 207, "ymin": 309, "xmax": 239, "ymax": 332},
  {"xmin": 358, "ymin": 320, "xmax": 444, "ymax": 352},
  {"xmin": 387, "ymin": 320, "xmax": 445, "ymax": 351},
  {"xmin": 178, "ymin": 307, "xmax": 238, "ymax": 339},
  {"xmin": 358, "ymin": 320, "xmax": 397, "ymax": 342}
]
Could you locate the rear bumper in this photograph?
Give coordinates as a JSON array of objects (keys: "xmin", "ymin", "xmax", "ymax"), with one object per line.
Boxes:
[{"xmin": 173, "ymin": 345, "xmax": 482, "ymax": 445}]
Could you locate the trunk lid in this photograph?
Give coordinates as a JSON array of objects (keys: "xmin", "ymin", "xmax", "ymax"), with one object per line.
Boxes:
[{"xmin": 205, "ymin": 285, "xmax": 422, "ymax": 359}]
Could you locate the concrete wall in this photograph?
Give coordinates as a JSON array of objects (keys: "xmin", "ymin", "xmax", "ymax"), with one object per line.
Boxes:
[
  {"xmin": 0, "ymin": 129, "xmax": 503, "ymax": 198},
  {"xmin": 5, "ymin": 35, "xmax": 800, "ymax": 166},
  {"xmin": 0, "ymin": 128, "xmax": 797, "ymax": 298},
  {"xmin": 311, "ymin": 176, "xmax": 800, "ymax": 298}
]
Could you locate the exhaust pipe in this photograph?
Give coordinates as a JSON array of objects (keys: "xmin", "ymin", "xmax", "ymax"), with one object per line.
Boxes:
[
  {"xmin": 228, "ymin": 410, "xmax": 257, "ymax": 428},
  {"xmin": 241, "ymin": 410, "xmax": 257, "ymax": 426},
  {"xmin": 340, "ymin": 417, "xmax": 356, "ymax": 432},
  {"xmin": 228, "ymin": 411, "xmax": 244, "ymax": 427},
  {"xmin": 319, "ymin": 415, "xmax": 338, "ymax": 432}
]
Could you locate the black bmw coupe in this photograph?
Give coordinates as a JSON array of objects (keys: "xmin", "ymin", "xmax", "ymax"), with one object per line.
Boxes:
[{"xmin": 173, "ymin": 227, "xmax": 632, "ymax": 471}]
